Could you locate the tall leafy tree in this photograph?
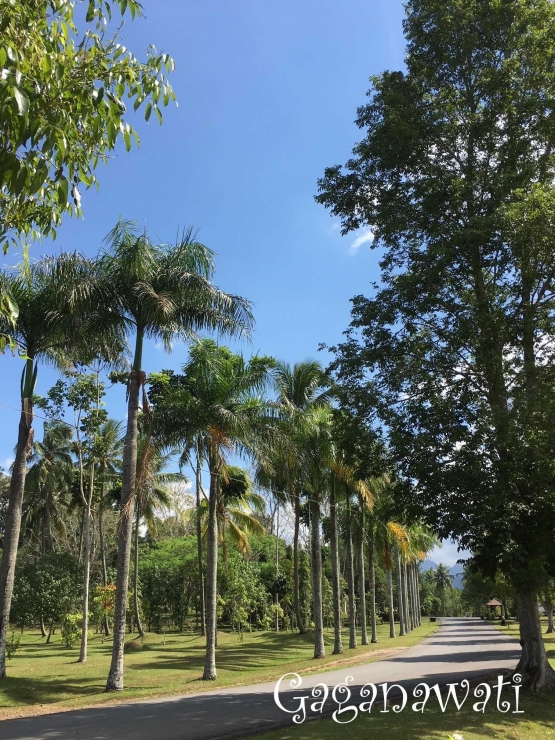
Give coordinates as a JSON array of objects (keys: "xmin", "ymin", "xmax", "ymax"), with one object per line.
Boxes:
[
  {"xmin": 0, "ymin": 0, "xmax": 175, "ymax": 253},
  {"xmin": 0, "ymin": 253, "xmax": 101, "ymax": 677},
  {"xmin": 100, "ymin": 222, "xmax": 253, "ymax": 691},
  {"xmin": 432, "ymin": 564, "xmax": 454, "ymax": 617},
  {"xmin": 317, "ymin": 0, "xmax": 555, "ymax": 689}
]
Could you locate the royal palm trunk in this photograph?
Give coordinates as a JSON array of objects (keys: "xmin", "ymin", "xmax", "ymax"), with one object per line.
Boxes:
[
  {"xmin": 203, "ymin": 462, "xmax": 219, "ymax": 679},
  {"xmin": 0, "ymin": 359, "xmax": 34, "ymax": 677},
  {"xmin": 386, "ymin": 566, "xmax": 396, "ymax": 639},
  {"xmin": 345, "ymin": 501, "xmax": 357, "ymax": 649},
  {"xmin": 357, "ymin": 527, "xmax": 368, "ymax": 645},
  {"xmin": 195, "ymin": 445, "xmax": 206, "ymax": 638},
  {"xmin": 395, "ymin": 543, "xmax": 407, "ymax": 636},
  {"xmin": 368, "ymin": 535, "xmax": 378, "ymax": 643},
  {"xmin": 293, "ymin": 489, "xmax": 306, "ymax": 633},
  {"xmin": 79, "ymin": 465, "xmax": 95, "ymax": 663},
  {"xmin": 310, "ymin": 490, "xmax": 325, "ymax": 659},
  {"xmin": 106, "ymin": 341, "xmax": 142, "ymax": 691},
  {"xmin": 329, "ymin": 476, "xmax": 343, "ymax": 654}
]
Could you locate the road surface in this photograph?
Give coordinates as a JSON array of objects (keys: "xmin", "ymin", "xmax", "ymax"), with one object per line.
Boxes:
[{"xmin": 0, "ymin": 618, "xmax": 520, "ymax": 740}]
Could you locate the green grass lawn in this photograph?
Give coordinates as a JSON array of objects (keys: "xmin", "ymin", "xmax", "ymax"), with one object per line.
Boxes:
[
  {"xmin": 0, "ymin": 619, "xmax": 437, "ymax": 718},
  {"xmin": 249, "ymin": 618, "xmax": 555, "ymax": 740},
  {"xmin": 249, "ymin": 690, "xmax": 555, "ymax": 740}
]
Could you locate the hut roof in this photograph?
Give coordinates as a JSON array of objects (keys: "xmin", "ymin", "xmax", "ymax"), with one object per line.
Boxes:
[{"xmin": 487, "ymin": 598, "xmax": 503, "ymax": 607}]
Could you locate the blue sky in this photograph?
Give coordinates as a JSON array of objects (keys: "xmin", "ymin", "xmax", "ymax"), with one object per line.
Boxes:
[{"xmin": 0, "ymin": 0, "xmax": 463, "ymax": 565}]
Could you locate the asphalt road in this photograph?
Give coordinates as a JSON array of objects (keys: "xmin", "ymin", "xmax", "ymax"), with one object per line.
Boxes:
[{"xmin": 0, "ymin": 618, "xmax": 521, "ymax": 740}]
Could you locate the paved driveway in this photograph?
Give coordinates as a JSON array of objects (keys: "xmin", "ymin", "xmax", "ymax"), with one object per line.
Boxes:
[{"xmin": 0, "ymin": 618, "xmax": 520, "ymax": 740}]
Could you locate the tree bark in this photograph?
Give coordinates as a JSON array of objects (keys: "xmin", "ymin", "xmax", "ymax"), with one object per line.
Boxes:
[
  {"xmin": 395, "ymin": 543, "xmax": 407, "ymax": 636},
  {"xmin": 357, "ymin": 523, "xmax": 368, "ymax": 645},
  {"xmin": 106, "ymin": 361, "xmax": 141, "ymax": 691},
  {"xmin": 293, "ymin": 489, "xmax": 307, "ymax": 634},
  {"xmin": 0, "ymin": 388, "xmax": 33, "ymax": 678},
  {"xmin": 345, "ymin": 497, "xmax": 357, "ymax": 649},
  {"xmin": 329, "ymin": 476, "xmax": 343, "ymax": 654},
  {"xmin": 203, "ymin": 463, "xmax": 219, "ymax": 680},
  {"xmin": 386, "ymin": 567, "xmax": 396, "ymax": 639},
  {"xmin": 368, "ymin": 535, "xmax": 378, "ymax": 643},
  {"xmin": 98, "ymin": 484, "xmax": 111, "ymax": 637},
  {"xmin": 195, "ymin": 443, "xmax": 206, "ymax": 638},
  {"xmin": 514, "ymin": 587, "xmax": 555, "ymax": 690},
  {"xmin": 79, "ymin": 463, "xmax": 95, "ymax": 663},
  {"xmin": 133, "ymin": 505, "xmax": 144, "ymax": 638},
  {"xmin": 310, "ymin": 490, "xmax": 325, "ymax": 659},
  {"xmin": 407, "ymin": 563, "xmax": 416, "ymax": 630}
]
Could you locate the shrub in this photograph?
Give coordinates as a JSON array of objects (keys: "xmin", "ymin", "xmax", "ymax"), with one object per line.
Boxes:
[
  {"xmin": 61, "ymin": 613, "xmax": 83, "ymax": 649},
  {"xmin": 6, "ymin": 631, "xmax": 21, "ymax": 660}
]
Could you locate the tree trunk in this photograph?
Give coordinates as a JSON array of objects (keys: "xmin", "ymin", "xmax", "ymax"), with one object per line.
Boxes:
[
  {"xmin": 0, "ymin": 385, "xmax": 33, "ymax": 678},
  {"xmin": 40, "ymin": 616, "xmax": 46, "ymax": 638},
  {"xmin": 514, "ymin": 587, "xmax": 555, "ymax": 690},
  {"xmin": 274, "ymin": 504, "xmax": 280, "ymax": 633},
  {"xmin": 310, "ymin": 489, "xmax": 325, "ymax": 659},
  {"xmin": 415, "ymin": 565, "xmax": 422, "ymax": 625},
  {"xmin": 329, "ymin": 476, "xmax": 343, "ymax": 654},
  {"xmin": 46, "ymin": 620, "xmax": 54, "ymax": 644},
  {"xmin": 79, "ymin": 460, "xmax": 97, "ymax": 663},
  {"xmin": 386, "ymin": 567, "xmax": 396, "ymax": 638},
  {"xmin": 395, "ymin": 543, "xmax": 407, "ymax": 636},
  {"xmin": 98, "ymin": 485, "xmax": 110, "ymax": 637},
  {"xmin": 133, "ymin": 505, "xmax": 144, "ymax": 638},
  {"xmin": 368, "ymin": 535, "xmax": 378, "ymax": 643},
  {"xmin": 203, "ymin": 465, "xmax": 219, "ymax": 680},
  {"xmin": 195, "ymin": 443, "xmax": 206, "ymax": 638},
  {"xmin": 293, "ymin": 489, "xmax": 306, "ymax": 634},
  {"xmin": 106, "ymin": 355, "xmax": 141, "ymax": 692},
  {"xmin": 357, "ymin": 525, "xmax": 368, "ymax": 645},
  {"xmin": 544, "ymin": 595, "xmax": 554, "ymax": 634},
  {"xmin": 403, "ymin": 563, "xmax": 416, "ymax": 632},
  {"xmin": 345, "ymin": 498, "xmax": 357, "ymax": 649}
]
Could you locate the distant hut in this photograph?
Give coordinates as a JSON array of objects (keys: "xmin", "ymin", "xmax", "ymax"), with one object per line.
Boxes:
[{"xmin": 487, "ymin": 598, "xmax": 503, "ymax": 618}]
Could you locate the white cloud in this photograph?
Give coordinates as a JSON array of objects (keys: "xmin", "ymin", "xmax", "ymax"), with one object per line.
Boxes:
[{"xmin": 349, "ymin": 228, "xmax": 374, "ymax": 255}]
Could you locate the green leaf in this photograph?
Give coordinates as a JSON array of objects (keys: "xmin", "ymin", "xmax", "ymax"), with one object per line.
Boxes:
[
  {"xmin": 155, "ymin": 106, "xmax": 163, "ymax": 125},
  {"xmin": 57, "ymin": 177, "xmax": 68, "ymax": 205},
  {"xmin": 12, "ymin": 87, "xmax": 29, "ymax": 116},
  {"xmin": 0, "ymin": 48, "xmax": 6, "ymax": 67},
  {"xmin": 92, "ymin": 87, "xmax": 104, "ymax": 107},
  {"xmin": 41, "ymin": 55, "xmax": 51, "ymax": 74},
  {"xmin": 145, "ymin": 102, "xmax": 152, "ymax": 121},
  {"xmin": 86, "ymin": 0, "xmax": 95, "ymax": 22}
]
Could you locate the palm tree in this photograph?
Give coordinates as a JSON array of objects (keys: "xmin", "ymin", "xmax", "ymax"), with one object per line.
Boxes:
[
  {"xmin": 95, "ymin": 419, "xmax": 124, "ymax": 636},
  {"xmin": 273, "ymin": 361, "xmax": 331, "ymax": 634},
  {"xmin": 0, "ymin": 253, "xmax": 102, "ymax": 677},
  {"xmin": 151, "ymin": 339, "xmax": 275, "ymax": 680},
  {"xmin": 99, "ymin": 221, "xmax": 253, "ymax": 691},
  {"xmin": 133, "ymin": 431, "xmax": 184, "ymax": 637},
  {"xmin": 433, "ymin": 564, "xmax": 454, "ymax": 616},
  {"xmin": 24, "ymin": 421, "xmax": 74, "ymax": 555},
  {"xmin": 195, "ymin": 465, "xmax": 265, "ymax": 563}
]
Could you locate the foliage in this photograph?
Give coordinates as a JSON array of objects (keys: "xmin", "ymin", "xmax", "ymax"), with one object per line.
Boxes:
[
  {"xmin": 0, "ymin": 0, "xmax": 176, "ymax": 251},
  {"xmin": 61, "ymin": 613, "xmax": 83, "ymax": 649},
  {"xmin": 5, "ymin": 631, "xmax": 21, "ymax": 660}
]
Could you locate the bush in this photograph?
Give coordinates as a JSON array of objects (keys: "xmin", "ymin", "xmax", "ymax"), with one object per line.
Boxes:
[
  {"xmin": 61, "ymin": 613, "xmax": 83, "ymax": 649},
  {"xmin": 6, "ymin": 631, "xmax": 21, "ymax": 660},
  {"xmin": 124, "ymin": 639, "xmax": 143, "ymax": 653}
]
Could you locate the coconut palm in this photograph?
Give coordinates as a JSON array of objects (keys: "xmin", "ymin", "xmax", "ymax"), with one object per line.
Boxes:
[
  {"xmin": 133, "ymin": 431, "xmax": 185, "ymax": 637},
  {"xmin": 0, "ymin": 253, "xmax": 105, "ymax": 677},
  {"xmin": 99, "ymin": 220, "xmax": 253, "ymax": 691},
  {"xmin": 150, "ymin": 339, "xmax": 275, "ymax": 680},
  {"xmin": 433, "ymin": 563, "xmax": 454, "ymax": 616},
  {"xmin": 273, "ymin": 361, "xmax": 331, "ymax": 634}
]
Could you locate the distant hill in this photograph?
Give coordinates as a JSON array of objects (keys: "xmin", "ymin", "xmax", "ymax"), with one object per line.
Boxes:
[{"xmin": 419, "ymin": 559, "xmax": 465, "ymax": 590}]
